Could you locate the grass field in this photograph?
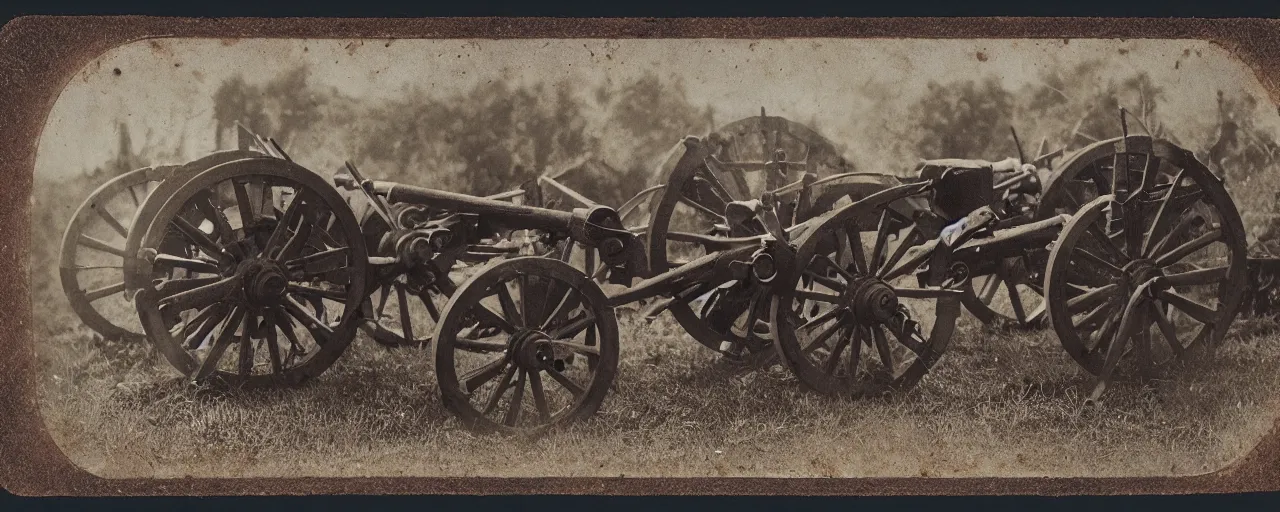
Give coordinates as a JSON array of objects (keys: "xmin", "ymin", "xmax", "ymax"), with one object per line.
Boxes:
[{"xmin": 32, "ymin": 290, "xmax": 1280, "ymax": 479}]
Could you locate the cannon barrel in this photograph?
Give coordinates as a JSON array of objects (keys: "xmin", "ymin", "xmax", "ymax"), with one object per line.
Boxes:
[{"xmin": 336, "ymin": 175, "xmax": 576, "ymax": 232}]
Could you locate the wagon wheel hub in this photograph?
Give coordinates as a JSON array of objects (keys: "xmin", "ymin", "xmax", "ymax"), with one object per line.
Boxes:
[
  {"xmin": 1122, "ymin": 259, "xmax": 1163, "ymax": 292},
  {"xmin": 844, "ymin": 276, "xmax": 899, "ymax": 324},
  {"xmin": 509, "ymin": 330, "xmax": 574, "ymax": 372},
  {"xmin": 240, "ymin": 260, "xmax": 290, "ymax": 305}
]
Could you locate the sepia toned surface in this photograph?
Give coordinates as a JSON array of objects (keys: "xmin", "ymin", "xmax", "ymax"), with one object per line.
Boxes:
[{"xmin": 5, "ymin": 16, "xmax": 1280, "ymax": 495}]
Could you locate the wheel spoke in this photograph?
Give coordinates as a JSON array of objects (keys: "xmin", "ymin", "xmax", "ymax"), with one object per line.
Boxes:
[
  {"xmin": 481, "ymin": 363, "xmax": 518, "ymax": 413},
  {"xmin": 464, "ymin": 356, "xmax": 510, "ymax": 394},
  {"xmin": 844, "ymin": 326, "xmax": 866, "ymax": 376},
  {"xmin": 232, "ymin": 179, "xmax": 258, "ymax": 228},
  {"xmin": 284, "ymin": 247, "xmax": 350, "ymax": 272},
  {"xmin": 473, "ymin": 303, "xmax": 517, "ymax": 334},
  {"xmin": 1067, "ymin": 283, "xmax": 1119, "ymax": 313},
  {"xmin": 842, "ymin": 225, "xmax": 868, "ymax": 275},
  {"xmin": 545, "ymin": 366, "xmax": 585, "ymax": 398},
  {"xmin": 547, "ymin": 311, "xmax": 595, "ymax": 340},
  {"xmin": 419, "ymin": 291, "xmax": 441, "ymax": 322},
  {"xmin": 892, "ymin": 286, "xmax": 963, "ymax": 299},
  {"xmin": 283, "ymin": 295, "xmax": 334, "ymax": 345},
  {"xmin": 1085, "ymin": 311, "xmax": 1121, "ymax": 353},
  {"xmin": 1140, "ymin": 169, "xmax": 1185, "ymax": 256},
  {"xmin": 1006, "ymin": 281, "xmax": 1028, "ymax": 325},
  {"xmin": 546, "ymin": 339, "xmax": 601, "ymax": 357},
  {"xmin": 1074, "ymin": 299, "xmax": 1115, "ymax": 330},
  {"xmin": 1156, "ymin": 290, "xmax": 1219, "ymax": 325},
  {"xmin": 192, "ymin": 195, "xmax": 237, "ymax": 251},
  {"xmin": 869, "ymin": 209, "xmax": 893, "ymax": 274},
  {"xmin": 978, "ymin": 274, "xmax": 1003, "ymax": 303},
  {"xmin": 287, "ymin": 283, "xmax": 347, "ymax": 301},
  {"xmin": 270, "ymin": 308, "xmax": 306, "ymax": 360},
  {"xmin": 495, "ymin": 281, "xmax": 524, "ymax": 328},
  {"xmin": 374, "ymin": 284, "xmax": 392, "ymax": 319},
  {"xmin": 1149, "ymin": 301, "xmax": 1184, "ymax": 358},
  {"xmin": 263, "ymin": 191, "xmax": 308, "ymax": 257},
  {"xmin": 1087, "ymin": 222, "xmax": 1128, "ymax": 262},
  {"xmin": 158, "ymin": 275, "xmax": 240, "ymax": 313},
  {"xmin": 804, "ymin": 315, "xmax": 850, "ymax": 355},
  {"xmin": 816, "ymin": 253, "xmax": 856, "ymax": 281},
  {"xmin": 1073, "ymin": 248, "xmax": 1123, "ymax": 274},
  {"xmin": 392, "ymin": 282, "xmax": 413, "ymax": 341},
  {"xmin": 694, "ymin": 166, "xmax": 737, "ymax": 206},
  {"xmin": 193, "ymin": 306, "xmax": 245, "ymax": 381},
  {"xmin": 528, "ymin": 370, "xmax": 552, "ymax": 422},
  {"xmin": 794, "ymin": 288, "xmax": 841, "ymax": 304},
  {"xmin": 78, "ymin": 234, "xmax": 126, "ymax": 258},
  {"xmin": 90, "ymin": 203, "xmax": 129, "ymax": 238},
  {"xmin": 170, "ymin": 217, "xmax": 229, "ymax": 262},
  {"xmin": 127, "ymin": 184, "xmax": 142, "ymax": 208},
  {"xmin": 798, "ymin": 306, "xmax": 843, "ymax": 331},
  {"xmin": 277, "ymin": 215, "xmax": 315, "ymax": 262},
  {"xmin": 238, "ymin": 312, "xmax": 255, "ymax": 377},
  {"xmin": 873, "ymin": 323, "xmax": 895, "ymax": 370},
  {"xmin": 1153, "ymin": 229, "xmax": 1221, "ymax": 267},
  {"xmin": 455, "ymin": 336, "xmax": 509, "ymax": 353},
  {"xmin": 265, "ymin": 318, "xmax": 283, "ymax": 375},
  {"xmin": 879, "ymin": 226, "xmax": 922, "ymax": 279},
  {"xmin": 83, "ymin": 281, "xmax": 126, "ymax": 302},
  {"xmin": 538, "ymin": 282, "xmax": 577, "ymax": 331},
  {"xmin": 1061, "ymin": 186, "xmax": 1084, "ymax": 211},
  {"xmin": 802, "ymin": 269, "xmax": 845, "ymax": 291},
  {"xmin": 154, "ymin": 276, "xmax": 221, "ymax": 297},
  {"xmin": 152, "ymin": 254, "xmax": 221, "ymax": 274},
  {"xmin": 678, "ymin": 195, "xmax": 726, "ymax": 221},
  {"xmin": 1026, "ymin": 301, "xmax": 1047, "ymax": 325},
  {"xmin": 184, "ymin": 304, "xmax": 229, "ymax": 349},
  {"xmin": 503, "ymin": 370, "xmax": 526, "ymax": 427},
  {"xmin": 1147, "ymin": 214, "xmax": 1201, "ymax": 262},
  {"xmin": 1161, "ymin": 265, "xmax": 1228, "ymax": 288},
  {"xmin": 821, "ymin": 325, "xmax": 853, "ymax": 375}
]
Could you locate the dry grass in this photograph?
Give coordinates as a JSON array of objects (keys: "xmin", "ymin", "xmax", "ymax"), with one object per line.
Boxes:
[{"xmin": 32, "ymin": 293, "xmax": 1280, "ymax": 479}]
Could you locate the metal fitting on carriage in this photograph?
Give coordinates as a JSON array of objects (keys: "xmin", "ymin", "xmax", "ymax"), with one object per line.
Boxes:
[
  {"xmin": 394, "ymin": 204, "xmax": 431, "ymax": 230},
  {"xmin": 750, "ymin": 249, "xmax": 777, "ymax": 284},
  {"xmin": 600, "ymin": 237, "xmax": 625, "ymax": 258},
  {"xmin": 394, "ymin": 228, "xmax": 452, "ymax": 266},
  {"xmin": 331, "ymin": 172, "xmax": 358, "ymax": 190}
]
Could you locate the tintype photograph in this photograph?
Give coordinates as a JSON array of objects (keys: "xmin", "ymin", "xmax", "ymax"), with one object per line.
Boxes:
[{"xmin": 16, "ymin": 22, "xmax": 1280, "ymax": 488}]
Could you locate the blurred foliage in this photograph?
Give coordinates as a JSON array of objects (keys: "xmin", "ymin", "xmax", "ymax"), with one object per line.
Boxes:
[
  {"xmin": 36, "ymin": 58, "xmax": 1280, "ymax": 274},
  {"xmin": 207, "ymin": 66, "xmax": 713, "ymax": 207},
  {"xmin": 901, "ymin": 62, "xmax": 1179, "ymax": 168},
  {"xmin": 908, "ymin": 76, "xmax": 1017, "ymax": 162}
]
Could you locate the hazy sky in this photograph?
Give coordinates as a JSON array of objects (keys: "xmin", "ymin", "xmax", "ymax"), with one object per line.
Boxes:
[{"xmin": 34, "ymin": 37, "xmax": 1280, "ymax": 181}]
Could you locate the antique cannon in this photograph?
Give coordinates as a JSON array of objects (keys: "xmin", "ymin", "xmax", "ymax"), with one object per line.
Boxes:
[{"xmin": 54, "ymin": 110, "xmax": 1253, "ymax": 435}]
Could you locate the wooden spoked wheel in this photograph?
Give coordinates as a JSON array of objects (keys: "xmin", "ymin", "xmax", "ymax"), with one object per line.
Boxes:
[
  {"xmin": 959, "ymin": 255, "xmax": 1048, "ymax": 330},
  {"xmin": 953, "ymin": 140, "xmax": 1125, "ymax": 331},
  {"xmin": 695, "ymin": 111, "xmax": 855, "ymax": 201},
  {"xmin": 1044, "ymin": 138, "xmax": 1248, "ymax": 377},
  {"xmin": 645, "ymin": 145, "xmax": 778, "ymax": 355},
  {"xmin": 361, "ymin": 268, "xmax": 455, "ymax": 348},
  {"xmin": 646, "ymin": 139, "xmax": 896, "ymax": 355},
  {"xmin": 433, "ymin": 257, "xmax": 619, "ymax": 435},
  {"xmin": 133, "ymin": 158, "xmax": 368, "ymax": 388},
  {"xmin": 59, "ymin": 166, "xmax": 172, "ymax": 341},
  {"xmin": 122, "ymin": 151, "xmax": 276, "ymax": 297},
  {"xmin": 771, "ymin": 185, "xmax": 964, "ymax": 397}
]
